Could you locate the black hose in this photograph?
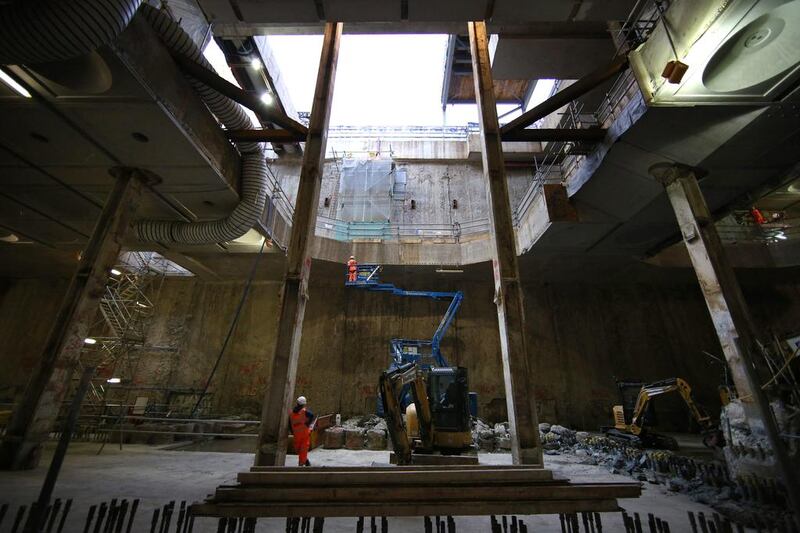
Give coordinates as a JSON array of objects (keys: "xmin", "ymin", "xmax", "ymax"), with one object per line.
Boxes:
[{"xmin": 190, "ymin": 238, "xmax": 267, "ymax": 417}]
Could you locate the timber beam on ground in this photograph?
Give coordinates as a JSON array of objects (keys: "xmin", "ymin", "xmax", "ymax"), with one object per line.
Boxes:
[
  {"xmin": 500, "ymin": 56, "xmax": 629, "ymax": 136},
  {"xmin": 170, "ymin": 52, "xmax": 308, "ymax": 138},
  {"xmin": 192, "ymin": 466, "xmax": 640, "ymax": 518},
  {"xmin": 501, "ymin": 128, "xmax": 607, "ymax": 143}
]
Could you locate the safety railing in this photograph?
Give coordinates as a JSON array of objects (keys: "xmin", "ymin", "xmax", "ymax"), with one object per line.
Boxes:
[{"xmin": 315, "ymin": 215, "xmax": 491, "ymax": 243}]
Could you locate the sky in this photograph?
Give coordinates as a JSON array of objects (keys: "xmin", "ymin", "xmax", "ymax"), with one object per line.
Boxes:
[
  {"xmin": 205, "ymin": 34, "xmax": 555, "ymax": 128},
  {"xmin": 267, "ymin": 34, "xmax": 553, "ymax": 127}
]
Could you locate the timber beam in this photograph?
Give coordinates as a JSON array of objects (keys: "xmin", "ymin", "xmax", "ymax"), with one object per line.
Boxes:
[
  {"xmin": 192, "ymin": 465, "xmax": 640, "ymax": 518},
  {"xmin": 254, "ymin": 22, "xmax": 342, "ymax": 467},
  {"xmin": 654, "ymin": 163, "xmax": 800, "ymax": 518},
  {"xmin": 171, "ymin": 52, "xmax": 308, "ymax": 138},
  {"xmin": 501, "ymin": 56, "xmax": 628, "ymax": 136},
  {"xmin": 469, "ymin": 20, "xmax": 543, "ymax": 466},
  {"xmin": 501, "ymin": 128, "xmax": 607, "ymax": 143},
  {"xmin": 0, "ymin": 169, "xmax": 144, "ymax": 470},
  {"xmin": 226, "ymin": 129, "xmax": 307, "ymax": 144}
]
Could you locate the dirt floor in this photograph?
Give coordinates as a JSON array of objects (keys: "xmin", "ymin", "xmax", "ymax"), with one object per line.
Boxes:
[{"xmin": 0, "ymin": 439, "xmax": 742, "ymax": 532}]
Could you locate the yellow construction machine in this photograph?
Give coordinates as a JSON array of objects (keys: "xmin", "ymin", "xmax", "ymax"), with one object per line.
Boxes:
[
  {"xmin": 603, "ymin": 378, "xmax": 724, "ymax": 450},
  {"xmin": 379, "ymin": 363, "xmax": 473, "ymax": 464}
]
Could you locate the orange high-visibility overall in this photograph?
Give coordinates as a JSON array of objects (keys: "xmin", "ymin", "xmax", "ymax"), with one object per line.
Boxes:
[
  {"xmin": 347, "ymin": 258, "xmax": 357, "ymax": 282},
  {"xmin": 290, "ymin": 408, "xmax": 311, "ymax": 466}
]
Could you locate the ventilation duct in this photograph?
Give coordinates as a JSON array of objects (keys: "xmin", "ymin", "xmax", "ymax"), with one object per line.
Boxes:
[
  {"xmin": 0, "ymin": 0, "xmax": 142, "ymax": 65},
  {"xmin": 0, "ymin": 1, "xmax": 269, "ymax": 245}
]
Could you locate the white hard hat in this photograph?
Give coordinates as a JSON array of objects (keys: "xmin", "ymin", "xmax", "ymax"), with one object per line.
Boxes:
[{"xmin": 297, "ymin": 396, "xmax": 307, "ymax": 406}]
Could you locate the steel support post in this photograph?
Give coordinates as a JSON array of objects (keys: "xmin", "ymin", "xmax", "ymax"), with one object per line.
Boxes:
[
  {"xmin": 468, "ymin": 21, "xmax": 543, "ymax": 465},
  {"xmin": 255, "ymin": 22, "xmax": 341, "ymax": 467},
  {"xmin": 0, "ymin": 169, "xmax": 144, "ymax": 470},
  {"xmin": 655, "ymin": 163, "xmax": 800, "ymax": 517}
]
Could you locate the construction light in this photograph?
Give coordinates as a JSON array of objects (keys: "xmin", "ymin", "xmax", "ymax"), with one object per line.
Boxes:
[
  {"xmin": 775, "ymin": 232, "xmax": 787, "ymax": 240},
  {"xmin": 0, "ymin": 68, "xmax": 31, "ymax": 98},
  {"xmin": 110, "ymin": 268, "xmax": 122, "ymax": 276},
  {"xmin": 260, "ymin": 92, "xmax": 274, "ymax": 105},
  {"xmin": 436, "ymin": 268, "xmax": 464, "ymax": 274},
  {"xmin": 107, "ymin": 377, "xmax": 121, "ymax": 384},
  {"xmin": 250, "ymin": 58, "xmax": 262, "ymax": 70},
  {"xmin": 84, "ymin": 338, "xmax": 97, "ymax": 345}
]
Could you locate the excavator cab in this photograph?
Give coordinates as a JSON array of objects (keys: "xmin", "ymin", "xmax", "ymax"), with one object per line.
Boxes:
[
  {"xmin": 380, "ymin": 363, "xmax": 473, "ymax": 464},
  {"xmin": 604, "ymin": 377, "xmax": 724, "ymax": 450}
]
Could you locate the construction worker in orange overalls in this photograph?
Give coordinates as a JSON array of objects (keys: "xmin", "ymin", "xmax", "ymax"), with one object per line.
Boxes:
[
  {"xmin": 347, "ymin": 255, "xmax": 358, "ymax": 282},
  {"xmin": 289, "ymin": 396, "xmax": 316, "ymax": 466}
]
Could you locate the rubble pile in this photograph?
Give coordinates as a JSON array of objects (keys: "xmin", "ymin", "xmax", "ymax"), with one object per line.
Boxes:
[
  {"xmin": 323, "ymin": 415, "xmax": 388, "ymax": 450},
  {"xmin": 472, "ymin": 419, "xmax": 512, "ymax": 451},
  {"xmin": 534, "ymin": 421, "xmax": 792, "ymax": 528}
]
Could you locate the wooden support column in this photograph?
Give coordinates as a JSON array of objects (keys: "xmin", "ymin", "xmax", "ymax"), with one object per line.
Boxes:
[
  {"xmin": 654, "ymin": 163, "xmax": 800, "ymax": 516},
  {"xmin": 255, "ymin": 22, "xmax": 341, "ymax": 467},
  {"xmin": 468, "ymin": 21, "xmax": 543, "ymax": 466},
  {"xmin": 0, "ymin": 169, "xmax": 144, "ymax": 470}
]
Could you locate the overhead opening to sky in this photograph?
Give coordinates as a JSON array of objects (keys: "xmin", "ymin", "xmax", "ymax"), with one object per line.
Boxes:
[{"xmin": 266, "ymin": 34, "xmax": 554, "ymax": 128}]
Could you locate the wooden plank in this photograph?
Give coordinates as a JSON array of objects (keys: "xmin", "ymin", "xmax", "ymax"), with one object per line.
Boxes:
[
  {"xmin": 237, "ymin": 469, "xmax": 555, "ymax": 486},
  {"xmin": 468, "ymin": 20, "xmax": 543, "ymax": 465},
  {"xmin": 389, "ymin": 452, "xmax": 478, "ymax": 465},
  {"xmin": 212, "ymin": 484, "xmax": 640, "ymax": 503},
  {"xmin": 254, "ymin": 22, "xmax": 342, "ymax": 467},
  {"xmin": 191, "ymin": 498, "xmax": 625, "ymax": 518},
  {"xmin": 249, "ymin": 464, "xmax": 547, "ymax": 472}
]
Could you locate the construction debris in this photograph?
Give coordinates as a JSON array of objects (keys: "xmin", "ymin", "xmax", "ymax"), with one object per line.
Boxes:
[
  {"xmin": 530, "ymin": 420, "xmax": 794, "ymax": 529},
  {"xmin": 325, "ymin": 416, "xmax": 389, "ymax": 451}
]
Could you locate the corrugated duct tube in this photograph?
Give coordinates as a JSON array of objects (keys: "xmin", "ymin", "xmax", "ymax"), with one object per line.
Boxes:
[{"xmin": 0, "ymin": 1, "xmax": 268, "ymax": 245}]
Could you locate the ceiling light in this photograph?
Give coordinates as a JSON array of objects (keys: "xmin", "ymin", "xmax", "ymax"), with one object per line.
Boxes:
[
  {"xmin": 260, "ymin": 92, "xmax": 274, "ymax": 105},
  {"xmin": 110, "ymin": 268, "xmax": 122, "ymax": 276},
  {"xmin": 0, "ymin": 232, "xmax": 19, "ymax": 243},
  {"xmin": 775, "ymin": 232, "xmax": 787, "ymax": 240},
  {"xmin": 250, "ymin": 58, "xmax": 262, "ymax": 70},
  {"xmin": 107, "ymin": 377, "xmax": 121, "ymax": 384},
  {"xmin": 0, "ymin": 68, "xmax": 31, "ymax": 98},
  {"xmin": 436, "ymin": 268, "xmax": 464, "ymax": 274},
  {"xmin": 84, "ymin": 338, "xmax": 97, "ymax": 345}
]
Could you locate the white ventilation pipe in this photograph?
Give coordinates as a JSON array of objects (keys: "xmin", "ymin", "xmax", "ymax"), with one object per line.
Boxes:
[
  {"xmin": 0, "ymin": 1, "xmax": 269, "ymax": 245},
  {"xmin": 135, "ymin": 5, "xmax": 267, "ymax": 244}
]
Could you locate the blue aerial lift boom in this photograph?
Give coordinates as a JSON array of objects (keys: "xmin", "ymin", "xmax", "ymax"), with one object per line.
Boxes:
[{"xmin": 346, "ymin": 264, "xmax": 463, "ymax": 370}]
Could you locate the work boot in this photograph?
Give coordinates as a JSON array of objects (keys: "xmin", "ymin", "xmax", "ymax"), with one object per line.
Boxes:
[{"xmin": 304, "ymin": 459, "xmax": 311, "ymax": 467}]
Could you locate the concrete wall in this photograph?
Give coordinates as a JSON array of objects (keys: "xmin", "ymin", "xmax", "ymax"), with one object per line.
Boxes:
[
  {"xmin": 269, "ymin": 159, "xmax": 533, "ymax": 226},
  {"xmin": 2, "ymin": 266, "xmax": 799, "ymax": 431}
]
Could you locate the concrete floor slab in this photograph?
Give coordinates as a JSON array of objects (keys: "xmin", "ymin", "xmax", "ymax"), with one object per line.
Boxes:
[{"xmin": 0, "ymin": 442, "xmax": 731, "ymax": 532}]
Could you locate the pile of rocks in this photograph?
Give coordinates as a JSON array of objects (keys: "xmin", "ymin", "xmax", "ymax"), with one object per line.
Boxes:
[
  {"xmin": 323, "ymin": 415, "xmax": 389, "ymax": 450},
  {"xmin": 472, "ymin": 419, "xmax": 511, "ymax": 451}
]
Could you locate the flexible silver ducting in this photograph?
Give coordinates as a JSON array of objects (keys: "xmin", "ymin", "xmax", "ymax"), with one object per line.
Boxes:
[
  {"xmin": 135, "ymin": 4, "xmax": 267, "ymax": 244},
  {"xmin": 0, "ymin": 0, "xmax": 143, "ymax": 65},
  {"xmin": 0, "ymin": 1, "xmax": 268, "ymax": 245}
]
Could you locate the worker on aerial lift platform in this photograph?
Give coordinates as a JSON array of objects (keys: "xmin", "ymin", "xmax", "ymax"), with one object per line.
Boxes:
[
  {"xmin": 289, "ymin": 396, "xmax": 316, "ymax": 466},
  {"xmin": 347, "ymin": 255, "xmax": 358, "ymax": 282}
]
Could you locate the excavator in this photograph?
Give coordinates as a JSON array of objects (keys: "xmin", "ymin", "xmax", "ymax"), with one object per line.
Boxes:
[
  {"xmin": 379, "ymin": 363, "xmax": 473, "ymax": 464},
  {"xmin": 603, "ymin": 378, "xmax": 724, "ymax": 450}
]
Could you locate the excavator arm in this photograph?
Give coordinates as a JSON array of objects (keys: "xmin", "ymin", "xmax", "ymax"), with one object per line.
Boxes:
[
  {"xmin": 379, "ymin": 363, "xmax": 434, "ymax": 464},
  {"xmin": 628, "ymin": 378, "xmax": 713, "ymax": 435}
]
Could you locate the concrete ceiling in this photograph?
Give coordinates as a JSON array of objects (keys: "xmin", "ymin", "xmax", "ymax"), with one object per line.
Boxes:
[
  {"xmin": 0, "ymin": 15, "xmax": 243, "ymax": 253},
  {"xmin": 199, "ymin": 0, "xmax": 638, "ymax": 35}
]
